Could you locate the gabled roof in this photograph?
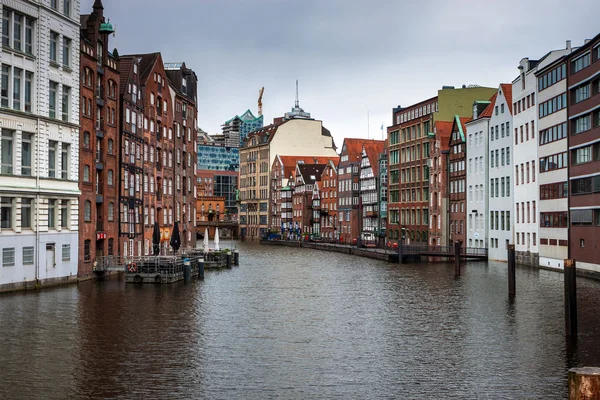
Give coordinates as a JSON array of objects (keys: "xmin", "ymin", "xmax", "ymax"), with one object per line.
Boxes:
[
  {"xmin": 296, "ymin": 164, "xmax": 327, "ymax": 185},
  {"xmin": 500, "ymin": 84, "xmax": 513, "ymax": 115},
  {"xmin": 275, "ymin": 155, "xmax": 339, "ymax": 181},
  {"xmin": 121, "ymin": 52, "xmax": 161, "ymax": 84},
  {"xmin": 117, "ymin": 56, "xmax": 134, "ymax": 94},
  {"xmin": 341, "ymin": 138, "xmax": 384, "ymax": 164},
  {"xmin": 450, "ymin": 115, "xmax": 472, "ymax": 143},
  {"xmin": 361, "ymin": 141, "xmax": 386, "ymax": 177}
]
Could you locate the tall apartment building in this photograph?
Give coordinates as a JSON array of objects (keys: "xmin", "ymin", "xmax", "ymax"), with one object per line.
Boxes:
[
  {"xmin": 448, "ymin": 116, "xmax": 471, "ymax": 247},
  {"xmin": 359, "ymin": 140, "xmax": 385, "ymax": 243},
  {"xmin": 79, "ymin": 0, "xmax": 119, "ymax": 277},
  {"xmin": 166, "ymin": 62, "xmax": 198, "ymax": 249},
  {"xmin": 487, "ymin": 84, "xmax": 513, "ymax": 261},
  {"xmin": 536, "ymin": 42, "xmax": 573, "ymax": 270},
  {"xmin": 567, "ymin": 33, "xmax": 600, "ymax": 272},
  {"xmin": 465, "ymin": 98, "xmax": 494, "ymax": 250},
  {"xmin": 387, "ymin": 85, "xmax": 496, "ymax": 246},
  {"xmin": 513, "ymin": 59, "xmax": 540, "ymax": 266},
  {"xmin": 222, "ymin": 109, "xmax": 263, "ymax": 148},
  {"xmin": 239, "ymin": 95, "xmax": 337, "ymax": 240},
  {"xmin": 320, "ymin": 160, "xmax": 338, "ymax": 240},
  {"xmin": 0, "ymin": 0, "xmax": 80, "ymax": 290},
  {"xmin": 378, "ymin": 150, "xmax": 388, "ymax": 245},
  {"xmin": 429, "ymin": 121, "xmax": 452, "ymax": 247}
]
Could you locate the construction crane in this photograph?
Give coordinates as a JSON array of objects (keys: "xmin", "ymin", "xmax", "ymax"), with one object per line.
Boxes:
[{"xmin": 258, "ymin": 87, "xmax": 264, "ymax": 116}]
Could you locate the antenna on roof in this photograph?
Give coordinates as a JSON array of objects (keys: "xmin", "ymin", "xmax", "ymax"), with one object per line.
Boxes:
[{"xmin": 295, "ymin": 80, "xmax": 299, "ymax": 108}]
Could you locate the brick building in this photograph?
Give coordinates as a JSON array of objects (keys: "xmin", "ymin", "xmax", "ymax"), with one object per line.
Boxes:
[
  {"xmin": 567, "ymin": 33, "xmax": 600, "ymax": 271},
  {"xmin": 292, "ymin": 163, "xmax": 326, "ymax": 236},
  {"xmin": 359, "ymin": 141, "xmax": 385, "ymax": 243},
  {"xmin": 79, "ymin": 0, "xmax": 120, "ymax": 276},
  {"xmin": 448, "ymin": 116, "xmax": 471, "ymax": 247},
  {"xmin": 429, "ymin": 121, "xmax": 453, "ymax": 247},
  {"xmin": 319, "ymin": 160, "xmax": 339, "ymax": 240},
  {"xmin": 166, "ymin": 62, "xmax": 198, "ymax": 249}
]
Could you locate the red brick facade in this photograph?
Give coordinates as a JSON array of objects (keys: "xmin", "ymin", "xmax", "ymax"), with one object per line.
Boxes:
[{"xmin": 320, "ymin": 161, "xmax": 338, "ymax": 240}]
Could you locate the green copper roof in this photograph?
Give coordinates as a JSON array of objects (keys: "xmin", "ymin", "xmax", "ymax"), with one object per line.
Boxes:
[{"xmin": 454, "ymin": 115, "xmax": 465, "ymax": 142}]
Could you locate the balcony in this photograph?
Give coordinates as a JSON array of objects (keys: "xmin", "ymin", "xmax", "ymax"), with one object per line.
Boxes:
[
  {"xmin": 97, "ymin": 65, "xmax": 104, "ymax": 76},
  {"xmin": 95, "ymin": 154, "xmax": 104, "ymax": 170},
  {"xmin": 96, "ymin": 194, "xmax": 104, "ymax": 204},
  {"xmin": 96, "ymin": 118, "xmax": 105, "ymax": 138},
  {"xmin": 96, "ymin": 85, "xmax": 105, "ymax": 107}
]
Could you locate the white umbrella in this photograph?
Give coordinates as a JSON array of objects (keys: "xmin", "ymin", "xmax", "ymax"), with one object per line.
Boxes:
[
  {"xmin": 214, "ymin": 227, "xmax": 220, "ymax": 251},
  {"xmin": 203, "ymin": 228, "xmax": 209, "ymax": 252}
]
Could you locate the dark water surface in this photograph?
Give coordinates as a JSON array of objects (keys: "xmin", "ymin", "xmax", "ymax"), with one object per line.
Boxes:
[{"xmin": 1, "ymin": 242, "xmax": 600, "ymax": 399}]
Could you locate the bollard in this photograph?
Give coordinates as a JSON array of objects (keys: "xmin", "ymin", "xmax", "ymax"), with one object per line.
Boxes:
[
  {"xmin": 454, "ymin": 241, "xmax": 461, "ymax": 276},
  {"xmin": 226, "ymin": 250, "xmax": 232, "ymax": 268},
  {"xmin": 233, "ymin": 249, "xmax": 239, "ymax": 266},
  {"xmin": 183, "ymin": 259, "xmax": 191, "ymax": 283},
  {"xmin": 198, "ymin": 257, "xmax": 205, "ymax": 280},
  {"xmin": 564, "ymin": 259, "xmax": 578, "ymax": 338},
  {"xmin": 507, "ymin": 244, "xmax": 516, "ymax": 297},
  {"xmin": 568, "ymin": 367, "xmax": 600, "ymax": 399}
]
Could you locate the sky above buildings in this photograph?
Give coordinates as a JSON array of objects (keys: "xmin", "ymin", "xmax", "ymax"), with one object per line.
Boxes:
[{"xmin": 83, "ymin": 0, "xmax": 600, "ymax": 148}]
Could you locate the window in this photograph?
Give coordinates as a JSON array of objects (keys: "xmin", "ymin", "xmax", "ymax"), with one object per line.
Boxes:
[
  {"xmin": 1, "ymin": 129, "xmax": 14, "ymax": 174},
  {"xmin": 61, "ymin": 143, "xmax": 69, "ymax": 179},
  {"xmin": 23, "ymin": 246, "xmax": 34, "ymax": 265},
  {"xmin": 2, "ymin": 248, "xmax": 15, "ymax": 267},
  {"xmin": 540, "ymin": 211, "xmax": 568, "ymax": 228},
  {"xmin": 62, "ymin": 37, "xmax": 71, "ymax": 67},
  {"xmin": 62, "ymin": 244, "xmax": 70, "ymax": 261},
  {"xmin": 539, "ymin": 93, "xmax": 567, "ymax": 118},
  {"xmin": 573, "ymin": 84, "xmax": 591, "ymax": 103},
  {"xmin": 49, "ymin": 81, "xmax": 58, "ymax": 118},
  {"xmin": 84, "ymin": 200, "xmax": 91, "ymax": 222},
  {"xmin": 63, "ymin": 0, "xmax": 71, "ymax": 17},
  {"xmin": 60, "ymin": 200, "xmax": 68, "ymax": 228},
  {"xmin": 1, "ymin": 65, "xmax": 9, "ymax": 107},
  {"xmin": 539, "ymin": 152, "xmax": 568, "ymax": 173},
  {"xmin": 0, "ymin": 197, "xmax": 13, "ymax": 229},
  {"xmin": 107, "ymin": 239, "xmax": 114, "ymax": 256},
  {"xmin": 50, "ymin": 31, "xmax": 59, "ymax": 62},
  {"xmin": 538, "ymin": 64, "xmax": 566, "ymax": 91},
  {"xmin": 12, "ymin": 67, "xmax": 21, "ymax": 110},
  {"xmin": 571, "ymin": 53, "xmax": 591, "ymax": 74},
  {"xmin": 84, "ymin": 240, "xmax": 91, "ymax": 261},
  {"xmin": 48, "ymin": 140, "xmax": 57, "ymax": 178},
  {"xmin": 48, "ymin": 199, "xmax": 56, "ymax": 229},
  {"xmin": 21, "ymin": 198, "xmax": 32, "ymax": 228},
  {"xmin": 572, "ymin": 114, "xmax": 591, "ymax": 135},
  {"xmin": 573, "ymin": 146, "xmax": 592, "ymax": 165},
  {"xmin": 108, "ymin": 202, "xmax": 114, "ymax": 221},
  {"xmin": 61, "ymin": 85, "xmax": 70, "ymax": 122},
  {"xmin": 539, "ymin": 122, "xmax": 567, "ymax": 145}
]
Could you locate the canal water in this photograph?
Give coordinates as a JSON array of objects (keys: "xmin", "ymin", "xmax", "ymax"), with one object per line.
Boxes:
[{"xmin": 1, "ymin": 242, "xmax": 600, "ymax": 399}]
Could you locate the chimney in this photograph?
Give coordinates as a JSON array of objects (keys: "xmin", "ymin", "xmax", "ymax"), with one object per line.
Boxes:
[
  {"xmin": 584, "ymin": 39, "xmax": 591, "ymax": 44},
  {"xmin": 566, "ymin": 40, "xmax": 572, "ymax": 50}
]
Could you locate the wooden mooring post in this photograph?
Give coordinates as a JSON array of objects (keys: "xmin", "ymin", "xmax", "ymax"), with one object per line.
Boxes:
[
  {"xmin": 564, "ymin": 259, "xmax": 578, "ymax": 338},
  {"xmin": 507, "ymin": 244, "xmax": 516, "ymax": 297},
  {"xmin": 568, "ymin": 367, "xmax": 600, "ymax": 399},
  {"xmin": 198, "ymin": 256, "xmax": 205, "ymax": 280},
  {"xmin": 233, "ymin": 249, "xmax": 239, "ymax": 266},
  {"xmin": 454, "ymin": 241, "xmax": 461, "ymax": 276}
]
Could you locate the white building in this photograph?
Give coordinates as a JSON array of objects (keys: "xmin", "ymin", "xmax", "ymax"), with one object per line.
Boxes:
[
  {"xmin": 0, "ymin": 1, "xmax": 80, "ymax": 291},
  {"xmin": 487, "ymin": 84, "xmax": 514, "ymax": 261},
  {"xmin": 465, "ymin": 98, "xmax": 494, "ymax": 249},
  {"xmin": 512, "ymin": 58, "xmax": 540, "ymax": 266},
  {"xmin": 535, "ymin": 41, "xmax": 574, "ymax": 270}
]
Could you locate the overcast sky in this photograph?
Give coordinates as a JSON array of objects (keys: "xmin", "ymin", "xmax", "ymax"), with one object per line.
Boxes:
[{"xmin": 83, "ymin": 0, "xmax": 600, "ymax": 148}]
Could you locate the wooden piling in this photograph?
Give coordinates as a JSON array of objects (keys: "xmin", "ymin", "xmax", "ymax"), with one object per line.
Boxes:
[
  {"xmin": 233, "ymin": 249, "xmax": 239, "ymax": 266},
  {"xmin": 198, "ymin": 257, "xmax": 205, "ymax": 280},
  {"xmin": 507, "ymin": 244, "xmax": 516, "ymax": 297},
  {"xmin": 454, "ymin": 241, "xmax": 461, "ymax": 276},
  {"xmin": 564, "ymin": 259, "xmax": 578, "ymax": 338},
  {"xmin": 226, "ymin": 251, "xmax": 232, "ymax": 268},
  {"xmin": 568, "ymin": 367, "xmax": 600, "ymax": 399}
]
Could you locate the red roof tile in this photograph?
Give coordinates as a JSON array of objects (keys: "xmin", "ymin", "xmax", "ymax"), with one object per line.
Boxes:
[
  {"xmin": 478, "ymin": 93, "xmax": 497, "ymax": 118},
  {"xmin": 276, "ymin": 155, "xmax": 339, "ymax": 180},
  {"xmin": 500, "ymin": 84, "xmax": 513, "ymax": 115},
  {"xmin": 362, "ymin": 140, "xmax": 386, "ymax": 177},
  {"xmin": 342, "ymin": 138, "xmax": 384, "ymax": 164}
]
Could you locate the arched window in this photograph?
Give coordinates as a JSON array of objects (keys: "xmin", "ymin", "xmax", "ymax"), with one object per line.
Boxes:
[
  {"xmin": 84, "ymin": 239, "xmax": 91, "ymax": 261},
  {"xmin": 107, "ymin": 169, "xmax": 113, "ymax": 186},
  {"xmin": 107, "ymin": 139, "xmax": 113, "ymax": 154},
  {"xmin": 83, "ymin": 131, "xmax": 90, "ymax": 148},
  {"xmin": 107, "ymin": 202, "xmax": 114, "ymax": 221},
  {"xmin": 84, "ymin": 200, "xmax": 91, "ymax": 222}
]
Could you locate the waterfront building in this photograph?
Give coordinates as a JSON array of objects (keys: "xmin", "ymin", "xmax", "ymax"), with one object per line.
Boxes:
[
  {"xmin": 567, "ymin": 33, "xmax": 600, "ymax": 272},
  {"xmin": 197, "ymin": 170, "xmax": 238, "ymax": 216},
  {"xmin": 536, "ymin": 41, "xmax": 574, "ymax": 269},
  {"xmin": 270, "ymin": 155, "xmax": 338, "ymax": 233},
  {"xmin": 239, "ymin": 89, "xmax": 337, "ymax": 240},
  {"xmin": 387, "ymin": 85, "xmax": 497, "ymax": 247},
  {"xmin": 448, "ymin": 116, "xmax": 471, "ymax": 247},
  {"xmin": 487, "ymin": 84, "xmax": 514, "ymax": 261},
  {"xmin": 465, "ymin": 97, "xmax": 494, "ymax": 250},
  {"xmin": 513, "ymin": 59, "xmax": 540, "ymax": 266},
  {"xmin": 320, "ymin": 160, "xmax": 339, "ymax": 240},
  {"xmin": 359, "ymin": 141, "xmax": 385, "ymax": 243},
  {"xmin": 429, "ymin": 121, "xmax": 453, "ymax": 247},
  {"xmin": 291, "ymin": 163, "xmax": 326, "ymax": 236},
  {"xmin": 166, "ymin": 61, "xmax": 198, "ymax": 249},
  {"xmin": 78, "ymin": 0, "xmax": 119, "ymax": 277},
  {"xmin": 0, "ymin": 0, "xmax": 80, "ymax": 290},
  {"xmin": 378, "ymin": 150, "xmax": 388, "ymax": 245},
  {"xmin": 197, "ymin": 196, "xmax": 225, "ymax": 222}
]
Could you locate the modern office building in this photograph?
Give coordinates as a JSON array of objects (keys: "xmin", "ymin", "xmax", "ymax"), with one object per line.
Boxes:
[{"xmin": 0, "ymin": 0, "xmax": 80, "ymax": 290}]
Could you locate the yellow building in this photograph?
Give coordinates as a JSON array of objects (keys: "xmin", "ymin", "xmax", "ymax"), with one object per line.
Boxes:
[{"xmin": 239, "ymin": 87, "xmax": 337, "ymax": 239}]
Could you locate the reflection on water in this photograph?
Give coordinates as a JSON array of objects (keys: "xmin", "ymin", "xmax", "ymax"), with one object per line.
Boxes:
[{"xmin": 1, "ymin": 242, "xmax": 600, "ymax": 399}]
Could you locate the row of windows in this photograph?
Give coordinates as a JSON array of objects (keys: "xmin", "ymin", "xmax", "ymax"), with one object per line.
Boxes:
[
  {"xmin": 395, "ymin": 103, "xmax": 437, "ymax": 125},
  {"xmin": 539, "ymin": 152, "xmax": 567, "ymax": 173},
  {"xmin": 571, "ymin": 175, "xmax": 600, "ymax": 196},
  {"xmin": 2, "ymin": 9, "xmax": 34, "ymax": 55},
  {"xmin": 538, "ymin": 64, "xmax": 566, "ymax": 92},
  {"xmin": 540, "ymin": 182, "xmax": 568, "ymax": 200},
  {"xmin": 490, "ymin": 147, "xmax": 511, "ymax": 168},
  {"xmin": 572, "ymin": 143, "xmax": 600, "ymax": 165},
  {"xmin": 513, "ymin": 93, "xmax": 536, "ymax": 115},
  {"xmin": 1, "ymin": 64, "xmax": 33, "ymax": 112},
  {"xmin": 540, "ymin": 211, "xmax": 568, "ymax": 228},
  {"xmin": 2, "ymin": 244, "xmax": 71, "ymax": 268},
  {"xmin": 49, "ymin": 31, "xmax": 72, "ymax": 68},
  {"xmin": 490, "ymin": 177, "xmax": 511, "ymax": 198},
  {"xmin": 515, "ymin": 161, "xmax": 536, "ymax": 186},
  {"xmin": 490, "ymin": 122, "xmax": 510, "ymax": 141},
  {"xmin": 516, "ymin": 201, "xmax": 536, "ymax": 224},
  {"xmin": 572, "ymin": 110, "xmax": 600, "ymax": 135},
  {"xmin": 515, "ymin": 120, "xmax": 535, "ymax": 145},
  {"xmin": 0, "ymin": 197, "xmax": 69, "ymax": 230},
  {"xmin": 516, "ymin": 232, "xmax": 537, "ymax": 247},
  {"xmin": 571, "ymin": 209, "xmax": 600, "ymax": 226},
  {"xmin": 539, "ymin": 93, "xmax": 567, "ymax": 118},
  {"xmin": 539, "ymin": 122, "xmax": 567, "ymax": 146},
  {"xmin": 489, "ymin": 210, "xmax": 511, "ymax": 231}
]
